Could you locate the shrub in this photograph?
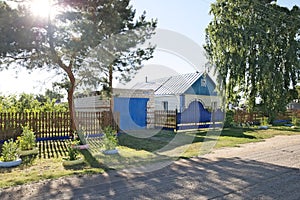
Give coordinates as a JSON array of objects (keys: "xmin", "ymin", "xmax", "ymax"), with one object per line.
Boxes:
[
  {"xmin": 17, "ymin": 126, "xmax": 36, "ymax": 151},
  {"xmin": 224, "ymin": 110, "xmax": 234, "ymax": 128},
  {"xmin": 260, "ymin": 117, "xmax": 269, "ymax": 126},
  {"xmin": 1, "ymin": 139, "xmax": 19, "ymax": 162},
  {"xmin": 102, "ymin": 126, "xmax": 118, "ymax": 150},
  {"xmin": 67, "ymin": 140, "xmax": 80, "ymax": 161},
  {"xmin": 292, "ymin": 116, "xmax": 298, "ymax": 126}
]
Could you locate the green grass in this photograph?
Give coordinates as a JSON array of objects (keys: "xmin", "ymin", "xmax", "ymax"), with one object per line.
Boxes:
[
  {"xmin": 182, "ymin": 126, "xmax": 300, "ymax": 157},
  {"xmin": 0, "ymin": 156, "xmax": 104, "ymax": 188},
  {"xmin": 91, "ymin": 146, "xmax": 170, "ymax": 170},
  {"xmin": 86, "ymin": 132, "xmax": 174, "ymax": 170},
  {"xmin": 118, "ymin": 126, "xmax": 300, "ymax": 158},
  {"xmin": 1, "ymin": 126, "xmax": 300, "ymax": 189}
]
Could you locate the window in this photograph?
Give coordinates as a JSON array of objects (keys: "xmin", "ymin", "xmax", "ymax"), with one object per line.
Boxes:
[
  {"xmin": 163, "ymin": 101, "xmax": 168, "ymax": 111},
  {"xmin": 201, "ymin": 78, "xmax": 207, "ymax": 87}
]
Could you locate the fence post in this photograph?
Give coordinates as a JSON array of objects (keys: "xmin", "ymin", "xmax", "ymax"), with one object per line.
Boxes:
[{"xmin": 175, "ymin": 109, "xmax": 178, "ymax": 132}]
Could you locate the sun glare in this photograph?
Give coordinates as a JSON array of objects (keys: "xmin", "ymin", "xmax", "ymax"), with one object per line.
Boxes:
[{"xmin": 30, "ymin": 0, "xmax": 56, "ymax": 18}]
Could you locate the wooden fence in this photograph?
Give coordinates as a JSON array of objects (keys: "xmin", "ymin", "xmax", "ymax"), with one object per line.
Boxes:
[
  {"xmin": 154, "ymin": 110, "xmax": 177, "ymax": 129},
  {"xmin": 76, "ymin": 111, "xmax": 119, "ymax": 136},
  {"xmin": 0, "ymin": 111, "xmax": 119, "ymax": 141},
  {"xmin": 233, "ymin": 110, "xmax": 300, "ymax": 124},
  {"xmin": 276, "ymin": 110, "xmax": 300, "ymax": 120},
  {"xmin": 233, "ymin": 110, "xmax": 263, "ymax": 123},
  {"xmin": 154, "ymin": 109, "xmax": 224, "ymax": 131},
  {"xmin": 154, "ymin": 109, "xmax": 300, "ymax": 130}
]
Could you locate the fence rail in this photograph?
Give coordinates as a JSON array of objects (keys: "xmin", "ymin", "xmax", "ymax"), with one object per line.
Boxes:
[
  {"xmin": 76, "ymin": 111, "xmax": 119, "ymax": 136},
  {"xmin": 0, "ymin": 111, "xmax": 119, "ymax": 141},
  {"xmin": 154, "ymin": 109, "xmax": 224, "ymax": 131},
  {"xmin": 233, "ymin": 110, "xmax": 300, "ymax": 124},
  {"xmin": 154, "ymin": 110, "xmax": 177, "ymax": 129},
  {"xmin": 233, "ymin": 111, "xmax": 263, "ymax": 123}
]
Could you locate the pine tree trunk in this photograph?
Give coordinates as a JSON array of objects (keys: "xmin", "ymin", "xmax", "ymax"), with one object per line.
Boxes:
[
  {"xmin": 68, "ymin": 79, "xmax": 76, "ymax": 135},
  {"xmin": 109, "ymin": 63, "xmax": 113, "ymax": 97},
  {"xmin": 109, "ymin": 64, "xmax": 114, "ymax": 112}
]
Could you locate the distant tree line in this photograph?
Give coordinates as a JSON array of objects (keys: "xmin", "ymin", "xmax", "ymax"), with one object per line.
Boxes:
[{"xmin": 0, "ymin": 90, "xmax": 68, "ymax": 112}]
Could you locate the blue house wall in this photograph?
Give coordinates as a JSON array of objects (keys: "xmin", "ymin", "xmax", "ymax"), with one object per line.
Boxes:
[{"xmin": 184, "ymin": 75, "xmax": 217, "ymax": 96}]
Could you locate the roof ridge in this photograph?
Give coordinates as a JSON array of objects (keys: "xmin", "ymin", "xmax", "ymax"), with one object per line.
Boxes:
[
  {"xmin": 149, "ymin": 72, "xmax": 202, "ymax": 82},
  {"xmin": 154, "ymin": 76, "xmax": 172, "ymax": 92},
  {"xmin": 154, "ymin": 72, "xmax": 203, "ymax": 95}
]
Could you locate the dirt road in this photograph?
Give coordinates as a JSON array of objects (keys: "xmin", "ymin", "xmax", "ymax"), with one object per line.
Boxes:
[{"xmin": 1, "ymin": 135, "xmax": 300, "ymax": 199}]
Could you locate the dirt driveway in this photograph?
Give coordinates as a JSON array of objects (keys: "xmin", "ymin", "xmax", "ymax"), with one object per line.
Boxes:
[{"xmin": 1, "ymin": 135, "xmax": 300, "ymax": 200}]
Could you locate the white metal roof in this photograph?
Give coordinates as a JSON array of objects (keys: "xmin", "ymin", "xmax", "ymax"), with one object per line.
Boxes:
[{"xmin": 131, "ymin": 72, "xmax": 203, "ymax": 95}]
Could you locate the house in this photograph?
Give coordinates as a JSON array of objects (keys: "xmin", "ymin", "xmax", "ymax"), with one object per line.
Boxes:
[
  {"xmin": 131, "ymin": 72, "xmax": 221, "ymax": 113},
  {"xmin": 288, "ymin": 102, "xmax": 300, "ymax": 110},
  {"xmin": 74, "ymin": 72, "xmax": 222, "ymax": 131},
  {"xmin": 74, "ymin": 88, "xmax": 155, "ymax": 131}
]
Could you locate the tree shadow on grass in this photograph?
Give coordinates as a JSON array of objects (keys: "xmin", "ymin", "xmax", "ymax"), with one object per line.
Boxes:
[
  {"xmin": 270, "ymin": 126, "xmax": 300, "ymax": 133},
  {"xmin": 38, "ymin": 140, "xmax": 69, "ymax": 159},
  {"xmin": 118, "ymin": 130, "xmax": 219, "ymax": 153},
  {"xmin": 118, "ymin": 134, "xmax": 168, "ymax": 152},
  {"xmin": 220, "ymin": 128, "xmax": 257, "ymax": 139},
  {"xmin": 37, "ymin": 140, "xmax": 107, "ymax": 169},
  {"xmin": 81, "ymin": 128, "xmax": 260, "ymax": 171},
  {"xmin": 62, "ymin": 162, "xmax": 87, "ymax": 170},
  {"xmin": 79, "ymin": 149, "xmax": 108, "ymax": 170}
]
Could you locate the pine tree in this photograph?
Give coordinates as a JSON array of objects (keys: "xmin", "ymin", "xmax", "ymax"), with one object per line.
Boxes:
[{"xmin": 0, "ymin": 0, "xmax": 157, "ymax": 131}]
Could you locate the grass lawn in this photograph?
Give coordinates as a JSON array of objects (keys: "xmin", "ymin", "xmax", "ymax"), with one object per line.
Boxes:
[
  {"xmin": 0, "ymin": 155, "xmax": 104, "ymax": 188},
  {"xmin": 1, "ymin": 126, "xmax": 300, "ymax": 188},
  {"xmin": 181, "ymin": 126, "xmax": 300, "ymax": 157}
]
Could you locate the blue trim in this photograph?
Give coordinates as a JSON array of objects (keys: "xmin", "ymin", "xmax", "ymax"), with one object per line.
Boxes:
[
  {"xmin": 156, "ymin": 127, "xmax": 176, "ymax": 131},
  {"xmin": 0, "ymin": 136, "xmax": 72, "ymax": 144},
  {"xmin": 0, "ymin": 132, "xmax": 123, "ymax": 144},
  {"xmin": 85, "ymin": 133, "xmax": 104, "ymax": 138},
  {"xmin": 0, "ymin": 138, "xmax": 18, "ymax": 144},
  {"xmin": 177, "ymin": 123, "xmax": 223, "ymax": 130},
  {"xmin": 273, "ymin": 119, "xmax": 291, "ymax": 124},
  {"xmin": 36, "ymin": 136, "xmax": 71, "ymax": 141},
  {"xmin": 184, "ymin": 74, "xmax": 217, "ymax": 96}
]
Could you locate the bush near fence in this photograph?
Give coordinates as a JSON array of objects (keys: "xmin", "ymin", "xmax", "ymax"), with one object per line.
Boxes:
[{"xmin": 0, "ymin": 111, "xmax": 119, "ymax": 142}]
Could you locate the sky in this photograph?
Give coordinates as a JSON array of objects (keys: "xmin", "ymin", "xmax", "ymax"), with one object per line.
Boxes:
[{"xmin": 0, "ymin": 0, "xmax": 299, "ymax": 95}]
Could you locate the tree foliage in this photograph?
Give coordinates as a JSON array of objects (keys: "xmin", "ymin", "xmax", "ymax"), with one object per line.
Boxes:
[
  {"xmin": 36, "ymin": 88, "xmax": 64, "ymax": 103},
  {"xmin": 205, "ymin": 0, "xmax": 300, "ymax": 121},
  {"xmin": 0, "ymin": 0, "xmax": 157, "ymax": 131},
  {"xmin": 0, "ymin": 93, "xmax": 68, "ymax": 112}
]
